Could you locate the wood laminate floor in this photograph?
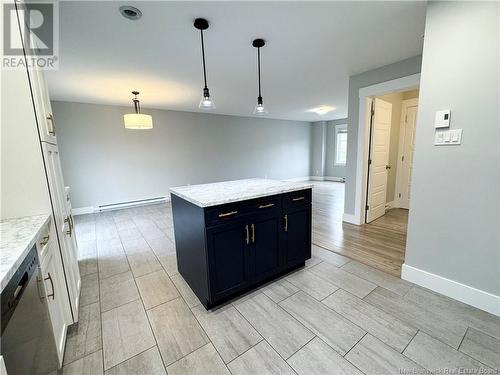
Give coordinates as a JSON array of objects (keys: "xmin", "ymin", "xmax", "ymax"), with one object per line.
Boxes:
[
  {"xmin": 66, "ymin": 203, "xmax": 500, "ymax": 375},
  {"xmin": 311, "ymin": 181, "xmax": 408, "ymax": 276}
]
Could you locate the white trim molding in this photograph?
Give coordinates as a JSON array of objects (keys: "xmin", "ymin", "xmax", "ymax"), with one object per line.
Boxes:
[
  {"xmin": 343, "ymin": 213, "xmax": 361, "ymax": 225},
  {"xmin": 285, "ymin": 176, "xmax": 312, "ymax": 182},
  {"xmin": 402, "ymin": 264, "xmax": 500, "ymax": 317},
  {"xmin": 325, "ymin": 176, "xmax": 345, "ymax": 182},
  {"xmin": 353, "ymin": 73, "xmax": 421, "ymax": 226}
]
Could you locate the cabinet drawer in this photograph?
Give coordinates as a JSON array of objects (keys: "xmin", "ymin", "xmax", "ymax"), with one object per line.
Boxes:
[
  {"xmin": 284, "ymin": 189, "xmax": 312, "ymax": 207},
  {"xmin": 206, "ymin": 203, "xmax": 249, "ymax": 226},
  {"xmin": 205, "ymin": 195, "xmax": 282, "ymax": 226},
  {"xmin": 246, "ymin": 196, "xmax": 281, "ymax": 215}
]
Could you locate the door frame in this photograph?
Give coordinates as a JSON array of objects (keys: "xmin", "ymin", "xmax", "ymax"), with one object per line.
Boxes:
[
  {"xmin": 348, "ymin": 73, "xmax": 420, "ymax": 225},
  {"xmin": 394, "ymin": 98, "xmax": 419, "ymax": 209}
]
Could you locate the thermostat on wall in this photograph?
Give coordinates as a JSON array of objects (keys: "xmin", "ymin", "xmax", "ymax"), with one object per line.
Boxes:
[{"xmin": 435, "ymin": 110, "xmax": 451, "ymax": 128}]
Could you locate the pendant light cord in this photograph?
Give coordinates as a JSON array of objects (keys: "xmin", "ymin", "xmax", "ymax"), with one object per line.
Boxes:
[
  {"xmin": 200, "ymin": 30, "xmax": 208, "ymax": 89},
  {"xmin": 257, "ymin": 47, "xmax": 262, "ymax": 98},
  {"xmin": 133, "ymin": 94, "xmax": 140, "ymax": 114}
]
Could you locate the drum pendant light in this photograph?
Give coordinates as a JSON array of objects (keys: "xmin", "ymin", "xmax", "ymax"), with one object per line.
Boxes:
[
  {"xmin": 194, "ymin": 18, "xmax": 215, "ymax": 110},
  {"xmin": 252, "ymin": 39, "xmax": 267, "ymax": 115},
  {"xmin": 123, "ymin": 91, "xmax": 153, "ymax": 129}
]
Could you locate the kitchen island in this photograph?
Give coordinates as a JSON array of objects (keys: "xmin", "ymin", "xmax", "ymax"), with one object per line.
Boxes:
[{"xmin": 170, "ymin": 178, "xmax": 313, "ymax": 309}]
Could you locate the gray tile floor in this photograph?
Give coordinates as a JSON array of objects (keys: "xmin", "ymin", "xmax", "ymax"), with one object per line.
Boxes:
[{"xmin": 64, "ymin": 203, "xmax": 500, "ymax": 375}]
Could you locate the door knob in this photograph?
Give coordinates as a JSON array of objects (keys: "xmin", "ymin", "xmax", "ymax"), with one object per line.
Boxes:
[{"xmin": 386, "ymin": 165, "xmax": 391, "ymax": 170}]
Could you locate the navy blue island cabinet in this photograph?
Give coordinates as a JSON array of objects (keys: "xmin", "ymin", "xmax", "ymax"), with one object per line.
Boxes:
[{"xmin": 170, "ymin": 182, "xmax": 312, "ymax": 310}]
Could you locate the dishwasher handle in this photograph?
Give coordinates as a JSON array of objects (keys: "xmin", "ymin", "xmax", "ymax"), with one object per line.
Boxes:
[{"xmin": 10, "ymin": 272, "xmax": 29, "ymax": 306}]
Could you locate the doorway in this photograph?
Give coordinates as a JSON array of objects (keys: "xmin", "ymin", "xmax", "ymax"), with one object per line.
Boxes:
[{"xmin": 365, "ymin": 89, "xmax": 419, "ymax": 223}]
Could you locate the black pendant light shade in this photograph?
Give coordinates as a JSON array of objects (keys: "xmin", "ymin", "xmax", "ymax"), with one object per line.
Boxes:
[
  {"xmin": 194, "ymin": 18, "xmax": 215, "ymax": 110},
  {"xmin": 252, "ymin": 38, "xmax": 267, "ymax": 115}
]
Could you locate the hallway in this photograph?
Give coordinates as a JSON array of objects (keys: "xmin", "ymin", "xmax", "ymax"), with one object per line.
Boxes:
[{"xmin": 311, "ymin": 181, "xmax": 408, "ymax": 276}]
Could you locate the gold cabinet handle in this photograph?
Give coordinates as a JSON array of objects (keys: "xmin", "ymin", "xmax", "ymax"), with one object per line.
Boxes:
[
  {"xmin": 292, "ymin": 196, "xmax": 305, "ymax": 201},
  {"xmin": 218, "ymin": 210, "xmax": 238, "ymax": 218},
  {"xmin": 245, "ymin": 225, "xmax": 250, "ymax": 245},
  {"xmin": 40, "ymin": 235, "xmax": 50, "ymax": 246},
  {"xmin": 251, "ymin": 223, "xmax": 255, "ymax": 243},
  {"xmin": 46, "ymin": 113, "xmax": 56, "ymax": 135},
  {"xmin": 259, "ymin": 203, "xmax": 275, "ymax": 209},
  {"xmin": 284, "ymin": 214, "xmax": 288, "ymax": 232}
]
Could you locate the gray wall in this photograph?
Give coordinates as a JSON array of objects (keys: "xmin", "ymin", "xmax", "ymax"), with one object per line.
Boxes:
[
  {"xmin": 344, "ymin": 55, "xmax": 422, "ymax": 215},
  {"xmin": 310, "ymin": 121, "xmax": 327, "ymax": 178},
  {"xmin": 325, "ymin": 118, "xmax": 348, "ymax": 179},
  {"xmin": 405, "ymin": 2, "xmax": 500, "ymax": 295},
  {"xmin": 52, "ymin": 101, "xmax": 312, "ymax": 209}
]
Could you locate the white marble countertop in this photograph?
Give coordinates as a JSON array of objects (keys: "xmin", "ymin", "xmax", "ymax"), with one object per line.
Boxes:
[
  {"xmin": 170, "ymin": 178, "xmax": 313, "ymax": 207},
  {"xmin": 0, "ymin": 214, "xmax": 51, "ymax": 292}
]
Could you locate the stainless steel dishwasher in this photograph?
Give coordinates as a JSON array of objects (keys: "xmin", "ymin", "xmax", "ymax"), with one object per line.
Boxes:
[{"xmin": 1, "ymin": 245, "xmax": 59, "ymax": 374}]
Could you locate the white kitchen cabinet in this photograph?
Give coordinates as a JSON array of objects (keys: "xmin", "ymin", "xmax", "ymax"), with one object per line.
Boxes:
[
  {"xmin": 42, "ymin": 143, "xmax": 81, "ymax": 321},
  {"xmin": 1, "ymin": 1, "xmax": 79, "ymax": 369},
  {"xmin": 38, "ymin": 220, "xmax": 71, "ymax": 366},
  {"xmin": 28, "ymin": 62, "xmax": 58, "ymax": 145}
]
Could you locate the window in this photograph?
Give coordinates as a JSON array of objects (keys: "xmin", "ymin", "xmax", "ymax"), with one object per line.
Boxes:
[{"xmin": 334, "ymin": 124, "xmax": 347, "ymax": 166}]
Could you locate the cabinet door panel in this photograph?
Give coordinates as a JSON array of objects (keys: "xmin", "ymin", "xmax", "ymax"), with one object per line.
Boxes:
[
  {"xmin": 251, "ymin": 215, "xmax": 281, "ymax": 282},
  {"xmin": 42, "ymin": 143, "xmax": 81, "ymax": 321},
  {"xmin": 284, "ymin": 207, "xmax": 311, "ymax": 267},
  {"xmin": 207, "ymin": 222, "xmax": 249, "ymax": 301},
  {"xmin": 40, "ymin": 240, "xmax": 70, "ymax": 366}
]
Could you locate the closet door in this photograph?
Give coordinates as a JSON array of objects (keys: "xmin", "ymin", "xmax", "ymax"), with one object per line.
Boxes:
[{"xmin": 42, "ymin": 142, "xmax": 81, "ymax": 321}]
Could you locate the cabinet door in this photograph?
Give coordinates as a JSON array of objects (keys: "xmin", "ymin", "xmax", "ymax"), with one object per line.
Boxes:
[
  {"xmin": 42, "ymin": 143, "xmax": 81, "ymax": 321},
  {"xmin": 40, "ymin": 240, "xmax": 70, "ymax": 367},
  {"xmin": 206, "ymin": 221, "xmax": 250, "ymax": 301},
  {"xmin": 28, "ymin": 62, "xmax": 58, "ymax": 144},
  {"xmin": 284, "ymin": 206, "xmax": 311, "ymax": 267},
  {"xmin": 251, "ymin": 215, "xmax": 281, "ymax": 283}
]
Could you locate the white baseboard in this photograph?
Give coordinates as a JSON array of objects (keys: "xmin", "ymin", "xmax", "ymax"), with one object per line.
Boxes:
[
  {"xmin": 325, "ymin": 176, "xmax": 345, "ymax": 182},
  {"xmin": 385, "ymin": 200, "xmax": 395, "ymax": 209},
  {"xmin": 343, "ymin": 213, "xmax": 362, "ymax": 225},
  {"xmin": 401, "ymin": 264, "xmax": 500, "ymax": 317},
  {"xmin": 72, "ymin": 206, "xmax": 94, "ymax": 215},
  {"xmin": 310, "ymin": 176, "xmax": 325, "ymax": 181},
  {"xmin": 308, "ymin": 176, "xmax": 345, "ymax": 182},
  {"xmin": 284, "ymin": 176, "xmax": 311, "ymax": 182}
]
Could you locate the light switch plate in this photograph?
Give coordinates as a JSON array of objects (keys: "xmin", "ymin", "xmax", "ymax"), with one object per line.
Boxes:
[
  {"xmin": 435, "ymin": 129, "xmax": 462, "ymax": 145},
  {"xmin": 435, "ymin": 110, "xmax": 451, "ymax": 128}
]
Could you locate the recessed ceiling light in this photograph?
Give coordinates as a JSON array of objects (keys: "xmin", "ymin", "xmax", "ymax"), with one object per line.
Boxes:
[
  {"xmin": 119, "ymin": 5, "xmax": 142, "ymax": 21},
  {"xmin": 309, "ymin": 106, "xmax": 335, "ymax": 115}
]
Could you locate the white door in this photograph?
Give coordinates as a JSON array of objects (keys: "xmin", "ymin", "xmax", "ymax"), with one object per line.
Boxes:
[
  {"xmin": 366, "ymin": 98, "xmax": 392, "ymax": 223},
  {"xmin": 397, "ymin": 100, "xmax": 418, "ymax": 209},
  {"xmin": 42, "ymin": 142, "xmax": 81, "ymax": 321}
]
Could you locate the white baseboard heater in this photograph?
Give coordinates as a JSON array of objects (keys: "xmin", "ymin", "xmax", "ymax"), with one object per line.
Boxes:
[{"xmin": 97, "ymin": 196, "xmax": 168, "ymax": 212}]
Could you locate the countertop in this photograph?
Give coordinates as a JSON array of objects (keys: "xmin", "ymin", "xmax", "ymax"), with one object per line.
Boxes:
[
  {"xmin": 0, "ymin": 214, "xmax": 51, "ymax": 292},
  {"xmin": 170, "ymin": 178, "xmax": 313, "ymax": 208}
]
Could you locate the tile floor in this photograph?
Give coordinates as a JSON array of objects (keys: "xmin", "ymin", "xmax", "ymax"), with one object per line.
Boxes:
[{"xmin": 63, "ymin": 203, "xmax": 500, "ymax": 375}]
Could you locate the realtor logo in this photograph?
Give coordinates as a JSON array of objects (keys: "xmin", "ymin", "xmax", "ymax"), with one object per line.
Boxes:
[{"xmin": 3, "ymin": 1, "xmax": 59, "ymax": 69}]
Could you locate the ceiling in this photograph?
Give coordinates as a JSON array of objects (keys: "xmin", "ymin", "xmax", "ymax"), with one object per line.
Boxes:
[{"xmin": 46, "ymin": 1, "xmax": 426, "ymax": 122}]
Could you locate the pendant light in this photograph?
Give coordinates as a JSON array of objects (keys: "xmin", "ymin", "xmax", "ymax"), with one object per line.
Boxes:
[
  {"xmin": 123, "ymin": 91, "xmax": 153, "ymax": 129},
  {"xmin": 194, "ymin": 18, "xmax": 215, "ymax": 110},
  {"xmin": 252, "ymin": 38, "xmax": 267, "ymax": 115}
]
